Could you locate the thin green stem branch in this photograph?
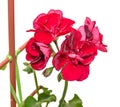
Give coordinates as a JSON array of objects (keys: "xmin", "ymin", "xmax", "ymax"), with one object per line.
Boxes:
[
  {"xmin": 16, "ymin": 50, "xmax": 23, "ymax": 103},
  {"xmin": 54, "ymin": 40, "xmax": 59, "ymax": 51},
  {"xmin": 10, "ymin": 83, "xmax": 20, "ymax": 106},
  {"xmin": 49, "ymin": 44, "xmax": 56, "ymax": 57},
  {"xmin": 58, "ymin": 81, "xmax": 68, "ymax": 107},
  {"xmin": 16, "ymin": 57, "xmax": 23, "ymax": 103},
  {"xmin": 33, "ymin": 70, "xmax": 39, "ymax": 99},
  {"xmin": 46, "ymin": 102, "xmax": 49, "ymax": 107}
]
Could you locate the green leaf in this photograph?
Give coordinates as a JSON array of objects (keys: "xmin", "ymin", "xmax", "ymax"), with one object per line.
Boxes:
[
  {"xmin": 57, "ymin": 72, "xmax": 62, "ymax": 82},
  {"xmin": 41, "ymin": 86, "xmax": 52, "ymax": 94},
  {"xmin": 23, "ymin": 96, "xmax": 42, "ymax": 107},
  {"xmin": 23, "ymin": 62, "xmax": 34, "ymax": 74},
  {"xmin": 42, "ymin": 67, "xmax": 53, "ymax": 77},
  {"xmin": 34, "ymin": 102, "xmax": 42, "ymax": 107},
  {"xmin": 69, "ymin": 94, "xmax": 83, "ymax": 107},
  {"xmin": 38, "ymin": 86, "xmax": 56, "ymax": 104},
  {"xmin": 23, "ymin": 62, "xmax": 29, "ymax": 66},
  {"xmin": 62, "ymin": 94, "xmax": 83, "ymax": 107},
  {"xmin": 38, "ymin": 93, "xmax": 56, "ymax": 103}
]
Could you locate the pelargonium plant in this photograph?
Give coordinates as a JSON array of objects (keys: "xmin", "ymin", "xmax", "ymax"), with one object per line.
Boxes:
[{"xmin": 0, "ymin": 9, "xmax": 107, "ymax": 107}]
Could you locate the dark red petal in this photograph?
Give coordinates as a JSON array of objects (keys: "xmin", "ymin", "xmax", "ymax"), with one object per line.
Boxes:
[
  {"xmin": 33, "ymin": 13, "xmax": 47, "ymax": 30},
  {"xmin": 34, "ymin": 31, "xmax": 53, "ymax": 44},
  {"xmin": 31, "ymin": 60, "xmax": 46, "ymax": 70},
  {"xmin": 46, "ymin": 13, "xmax": 61, "ymax": 32},
  {"xmin": 62, "ymin": 61, "xmax": 89, "ymax": 81},
  {"xmin": 77, "ymin": 65, "xmax": 89, "ymax": 81},
  {"xmin": 61, "ymin": 29, "xmax": 81, "ymax": 53},
  {"xmin": 85, "ymin": 17, "xmax": 96, "ymax": 31},
  {"xmin": 79, "ymin": 54, "xmax": 96, "ymax": 65},
  {"xmin": 26, "ymin": 53, "xmax": 34, "ymax": 61},
  {"xmin": 58, "ymin": 18, "xmax": 75, "ymax": 35},
  {"xmin": 78, "ymin": 42, "xmax": 97, "ymax": 65},
  {"xmin": 98, "ymin": 45, "xmax": 107, "ymax": 52},
  {"xmin": 30, "ymin": 44, "xmax": 51, "ymax": 70},
  {"xmin": 68, "ymin": 30, "xmax": 81, "ymax": 50},
  {"xmin": 48, "ymin": 9, "xmax": 63, "ymax": 16},
  {"xmin": 96, "ymin": 33, "xmax": 107, "ymax": 52},
  {"xmin": 52, "ymin": 52, "xmax": 68, "ymax": 71},
  {"xmin": 92, "ymin": 27, "xmax": 100, "ymax": 43},
  {"xmin": 36, "ymin": 42, "xmax": 52, "ymax": 59},
  {"xmin": 26, "ymin": 38, "xmax": 39, "ymax": 56},
  {"xmin": 78, "ymin": 26, "xmax": 86, "ymax": 41},
  {"xmin": 60, "ymin": 36, "xmax": 70, "ymax": 53},
  {"xmin": 71, "ymin": 29, "xmax": 82, "ymax": 50}
]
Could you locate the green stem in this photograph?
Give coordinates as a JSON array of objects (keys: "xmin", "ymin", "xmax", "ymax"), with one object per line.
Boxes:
[
  {"xmin": 49, "ymin": 44, "xmax": 56, "ymax": 57},
  {"xmin": 10, "ymin": 83, "xmax": 20, "ymax": 106},
  {"xmin": 16, "ymin": 57, "xmax": 23, "ymax": 103},
  {"xmin": 46, "ymin": 102, "xmax": 49, "ymax": 107},
  {"xmin": 58, "ymin": 81, "xmax": 68, "ymax": 107},
  {"xmin": 54, "ymin": 40, "xmax": 59, "ymax": 51},
  {"xmin": 33, "ymin": 70, "xmax": 39, "ymax": 99},
  {"xmin": 16, "ymin": 50, "xmax": 23, "ymax": 106}
]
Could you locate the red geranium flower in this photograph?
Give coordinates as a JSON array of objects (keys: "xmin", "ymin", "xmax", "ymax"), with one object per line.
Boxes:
[
  {"xmin": 78, "ymin": 17, "xmax": 107, "ymax": 52},
  {"xmin": 53, "ymin": 29, "xmax": 97, "ymax": 81},
  {"xmin": 28, "ymin": 9, "xmax": 75, "ymax": 44},
  {"xmin": 26, "ymin": 38, "xmax": 51, "ymax": 70}
]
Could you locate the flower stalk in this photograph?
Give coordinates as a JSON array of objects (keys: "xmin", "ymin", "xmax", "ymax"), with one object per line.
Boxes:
[
  {"xmin": 16, "ymin": 56, "xmax": 23, "ymax": 103},
  {"xmin": 33, "ymin": 70, "xmax": 39, "ymax": 99},
  {"xmin": 54, "ymin": 40, "xmax": 59, "ymax": 51},
  {"xmin": 58, "ymin": 80, "xmax": 68, "ymax": 107}
]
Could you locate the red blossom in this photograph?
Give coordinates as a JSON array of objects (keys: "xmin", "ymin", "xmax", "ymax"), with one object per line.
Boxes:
[
  {"xmin": 26, "ymin": 38, "xmax": 51, "ymax": 70},
  {"xmin": 78, "ymin": 17, "xmax": 107, "ymax": 52},
  {"xmin": 29, "ymin": 9, "xmax": 75, "ymax": 44},
  {"xmin": 53, "ymin": 29, "xmax": 98, "ymax": 81},
  {"xmin": 26, "ymin": 11, "xmax": 107, "ymax": 82}
]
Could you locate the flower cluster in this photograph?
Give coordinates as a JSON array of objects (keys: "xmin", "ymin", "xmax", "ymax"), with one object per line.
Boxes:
[
  {"xmin": 0, "ymin": 9, "xmax": 107, "ymax": 107},
  {"xmin": 25, "ymin": 9, "xmax": 107, "ymax": 81}
]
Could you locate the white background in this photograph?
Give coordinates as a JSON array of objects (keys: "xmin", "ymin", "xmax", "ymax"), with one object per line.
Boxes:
[{"xmin": 0, "ymin": 0, "xmax": 120, "ymax": 107}]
